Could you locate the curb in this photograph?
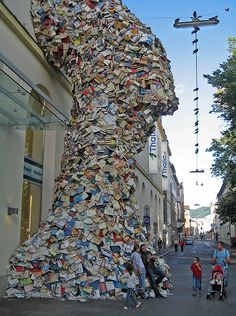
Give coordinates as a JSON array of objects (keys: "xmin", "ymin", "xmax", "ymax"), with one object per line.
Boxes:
[{"xmin": 159, "ymin": 249, "xmax": 175, "ymax": 258}]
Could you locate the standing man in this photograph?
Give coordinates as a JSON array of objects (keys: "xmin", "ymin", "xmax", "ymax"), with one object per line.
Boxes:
[
  {"xmin": 212, "ymin": 241, "xmax": 231, "ymax": 286},
  {"xmin": 174, "ymin": 239, "xmax": 178, "ymax": 252},
  {"xmin": 140, "ymin": 245, "xmax": 165, "ymax": 298}
]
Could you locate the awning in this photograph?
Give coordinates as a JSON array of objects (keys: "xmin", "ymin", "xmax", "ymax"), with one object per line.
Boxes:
[
  {"xmin": 177, "ymin": 222, "xmax": 185, "ymax": 229},
  {"xmin": 0, "ymin": 53, "xmax": 69, "ymax": 130}
]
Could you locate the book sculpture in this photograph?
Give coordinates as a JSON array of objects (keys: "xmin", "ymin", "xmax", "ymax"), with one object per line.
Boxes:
[{"xmin": 6, "ymin": 0, "xmax": 178, "ymax": 300}]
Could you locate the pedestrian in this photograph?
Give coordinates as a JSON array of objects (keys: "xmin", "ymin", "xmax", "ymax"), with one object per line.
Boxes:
[
  {"xmin": 130, "ymin": 244, "xmax": 146, "ymax": 293},
  {"xmin": 191, "ymin": 256, "xmax": 202, "ymax": 296},
  {"xmin": 147, "ymin": 232, "xmax": 151, "ymax": 242},
  {"xmin": 179, "ymin": 240, "xmax": 184, "ymax": 252},
  {"xmin": 163, "ymin": 236, "xmax": 166, "ymax": 249},
  {"xmin": 212, "ymin": 241, "xmax": 231, "ymax": 286},
  {"xmin": 157, "ymin": 237, "xmax": 163, "ymax": 252},
  {"xmin": 123, "ymin": 262, "xmax": 141, "ymax": 309},
  {"xmin": 150, "ymin": 237, "xmax": 158, "ymax": 253},
  {"xmin": 140, "ymin": 244, "xmax": 165, "ymax": 298},
  {"xmin": 174, "ymin": 239, "xmax": 178, "ymax": 252}
]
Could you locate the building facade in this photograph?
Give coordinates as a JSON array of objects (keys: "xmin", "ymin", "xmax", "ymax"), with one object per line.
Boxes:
[
  {"xmin": 134, "ymin": 119, "xmax": 185, "ymax": 248},
  {"xmin": 0, "ymin": 0, "xmax": 72, "ymax": 293},
  {"xmin": 135, "ymin": 120, "xmax": 166, "ymax": 246},
  {"xmin": 213, "ymin": 183, "xmax": 236, "ymax": 246}
]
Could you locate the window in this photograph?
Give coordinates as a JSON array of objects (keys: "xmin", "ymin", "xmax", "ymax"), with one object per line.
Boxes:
[{"xmin": 20, "ymin": 87, "xmax": 49, "ymax": 244}]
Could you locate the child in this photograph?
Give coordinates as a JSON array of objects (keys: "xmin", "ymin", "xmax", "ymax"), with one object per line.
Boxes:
[
  {"xmin": 179, "ymin": 240, "xmax": 185, "ymax": 252},
  {"xmin": 123, "ymin": 263, "xmax": 141, "ymax": 309},
  {"xmin": 191, "ymin": 257, "xmax": 202, "ymax": 296}
]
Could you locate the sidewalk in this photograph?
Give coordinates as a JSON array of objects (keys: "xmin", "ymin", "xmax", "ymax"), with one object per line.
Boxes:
[
  {"xmin": 157, "ymin": 246, "xmax": 175, "ymax": 258},
  {"xmin": 0, "ymin": 246, "xmax": 176, "ymax": 316}
]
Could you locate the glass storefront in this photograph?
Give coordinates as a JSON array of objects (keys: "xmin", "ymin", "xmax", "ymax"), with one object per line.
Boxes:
[
  {"xmin": 20, "ymin": 181, "xmax": 42, "ymax": 244},
  {"xmin": 20, "ymin": 90, "xmax": 45, "ymax": 244},
  {"xmin": 0, "ymin": 54, "xmax": 69, "ymax": 244}
]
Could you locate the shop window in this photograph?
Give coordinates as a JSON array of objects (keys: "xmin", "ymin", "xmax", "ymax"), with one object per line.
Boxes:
[
  {"xmin": 20, "ymin": 181, "xmax": 41, "ymax": 244},
  {"xmin": 20, "ymin": 86, "xmax": 50, "ymax": 244}
]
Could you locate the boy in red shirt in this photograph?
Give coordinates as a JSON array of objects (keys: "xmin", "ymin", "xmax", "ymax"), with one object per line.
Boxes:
[{"xmin": 191, "ymin": 257, "xmax": 202, "ymax": 296}]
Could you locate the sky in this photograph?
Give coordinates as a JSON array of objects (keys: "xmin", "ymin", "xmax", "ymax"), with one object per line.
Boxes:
[{"xmin": 123, "ymin": 0, "xmax": 236, "ymax": 209}]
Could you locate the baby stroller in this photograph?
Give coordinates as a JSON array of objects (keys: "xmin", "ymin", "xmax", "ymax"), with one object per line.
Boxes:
[{"xmin": 206, "ymin": 264, "xmax": 227, "ymax": 301}]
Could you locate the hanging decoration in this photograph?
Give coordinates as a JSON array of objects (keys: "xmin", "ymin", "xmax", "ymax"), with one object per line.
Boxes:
[{"xmin": 174, "ymin": 11, "xmax": 219, "ymax": 186}]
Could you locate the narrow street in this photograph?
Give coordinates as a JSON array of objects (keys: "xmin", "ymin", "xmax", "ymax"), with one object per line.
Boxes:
[{"xmin": 0, "ymin": 241, "xmax": 235, "ymax": 316}]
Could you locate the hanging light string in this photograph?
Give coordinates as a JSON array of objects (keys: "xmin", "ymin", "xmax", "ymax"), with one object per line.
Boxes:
[{"xmin": 192, "ymin": 27, "xmax": 200, "ymax": 185}]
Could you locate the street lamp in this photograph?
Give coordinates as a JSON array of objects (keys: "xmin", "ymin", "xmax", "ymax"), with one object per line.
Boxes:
[{"xmin": 189, "ymin": 219, "xmax": 192, "ymax": 236}]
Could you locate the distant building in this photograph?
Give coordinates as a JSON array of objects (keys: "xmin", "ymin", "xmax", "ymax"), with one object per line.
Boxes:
[
  {"xmin": 177, "ymin": 182, "xmax": 185, "ymax": 238},
  {"xmin": 186, "ymin": 206, "xmax": 213, "ymax": 237},
  {"xmin": 184, "ymin": 206, "xmax": 191, "ymax": 237},
  {"xmin": 170, "ymin": 164, "xmax": 185, "ymax": 242}
]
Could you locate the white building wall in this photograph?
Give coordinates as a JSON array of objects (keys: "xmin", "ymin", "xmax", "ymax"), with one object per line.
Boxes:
[
  {"xmin": 2, "ymin": 0, "xmax": 35, "ymax": 38},
  {"xmin": 217, "ymin": 223, "xmax": 231, "ymax": 246},
  {"xmin": 0, "ymin": 4, "xmax": 71, "ymax": 293},
  {"xmin": 135, "ymin": 125, "xmax": 164, "ymax": 240},
  {"xmin": 135, "ymin": 135, "xmax": 163, "ymax": 237},
  {"xmin": 134, "ymin": 164, "xmax": 163, "ymax": 239},
  {"xmin": 0, "ymin": 127, "xmax": 25, "ymax": 293},
  {"xmin": 135, "ymin": 142, "xmax": 149, "ymax": 173},
  {"xmin": 0, "ymin": 14, "xmax": 71, "ymax": 114}
]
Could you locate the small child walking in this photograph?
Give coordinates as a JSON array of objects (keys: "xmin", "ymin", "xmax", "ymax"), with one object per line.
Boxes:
[
  {"xmin": 191, "ymin": 257, "xmax": 202, "ymax": 296},
  {"xmin": 124, "ymin": 263, "xmax": 141, "ymax": 309}
]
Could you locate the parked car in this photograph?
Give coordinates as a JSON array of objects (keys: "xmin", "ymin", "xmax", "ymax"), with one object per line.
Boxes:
[{"xmin": 185, "ymin": 237, "xmax": 194, "ymax": 245}]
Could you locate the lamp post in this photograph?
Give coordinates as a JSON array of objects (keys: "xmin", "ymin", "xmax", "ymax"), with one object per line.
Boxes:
[{"xmin": 189, "ymin": 218, "xmax": 192, "ymax": 236}]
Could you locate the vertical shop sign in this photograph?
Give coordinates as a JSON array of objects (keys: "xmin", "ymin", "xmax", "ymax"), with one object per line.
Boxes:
[
  {"xmin": 148, "ymin": 127, "xmax": 158, "ymax": 174},
  {"xmin": 161, "ymin": 141, "xmax": 169, "ymax": 190}
]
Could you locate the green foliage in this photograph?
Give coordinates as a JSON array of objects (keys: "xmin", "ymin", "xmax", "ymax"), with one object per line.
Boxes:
[
  {"xmin": 207, "ymin": 132, "xmax": 236, "ymax": 184},
  {"xmin": 228, "ymin": 36, "xmax": 236, "ymax": 56},
  {"xmin": 216, "ymin": 189, "xmax": 236, "ymax": 224},
  {"xmin": 204, "ymin": 55, "xmax": 236, "ymax": 128},
  {"xmin": 204, "ymin": 49, "xmax": 236, "ymax": 223}
]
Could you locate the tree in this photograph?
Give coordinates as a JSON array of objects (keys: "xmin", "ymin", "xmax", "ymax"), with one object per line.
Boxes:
[
  {"xmin": 216, "ymin": 189, "xmax": 236, "ymax": 224},
  {"xmin": 228, "ymin": 36, "xmax": 236, "ymax": 56},
  {"xmin": 204, "ymin": 43, "xmax": 236, "ymax": 224}
]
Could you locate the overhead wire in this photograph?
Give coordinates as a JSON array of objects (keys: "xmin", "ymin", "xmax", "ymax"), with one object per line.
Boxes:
[{"xmin": 140, "ymin": 8, "xmax": 235, "ymax": 20}]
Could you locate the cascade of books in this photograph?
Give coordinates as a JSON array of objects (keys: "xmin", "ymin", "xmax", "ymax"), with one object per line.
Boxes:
[{"xmin": 6, "ymin": 0, "xmax": 178, "ymax": 300}]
